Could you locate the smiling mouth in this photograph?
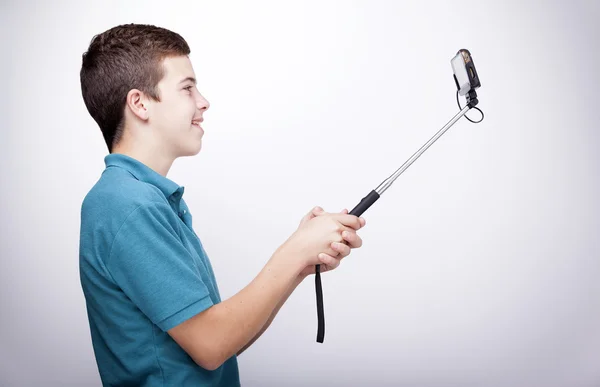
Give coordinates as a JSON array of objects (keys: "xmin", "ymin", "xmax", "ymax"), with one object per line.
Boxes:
[{"xmin": 191, "ymin": 119, "xmax": 203, "ymax": 128}]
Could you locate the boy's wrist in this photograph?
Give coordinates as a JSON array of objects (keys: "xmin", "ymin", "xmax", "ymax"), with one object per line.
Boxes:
[{"xmin": 271, "ymin": 243, "xmax": 308, "ymax": 277}]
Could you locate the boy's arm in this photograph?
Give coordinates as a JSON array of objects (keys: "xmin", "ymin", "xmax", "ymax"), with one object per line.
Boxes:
[
  {"xmin": 167, "ymin": 209, "xmax": 363, "ymax": 370},
  {"xmin": 236, "ymin": 273, "xmax": 307, "ymax": 357},
  {"xmin": 168, "ymin": 253, "xmax": 303, "ymax": 371}
]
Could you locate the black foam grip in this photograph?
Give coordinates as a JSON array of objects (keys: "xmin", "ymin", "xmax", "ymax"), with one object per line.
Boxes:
[
  {"xmin": 315, "ymin": 189, "xmax": 381, "ymax": 343},
  {"xmin": 349, "ymin": 190, "xmax": 380, "ymax": 217}
]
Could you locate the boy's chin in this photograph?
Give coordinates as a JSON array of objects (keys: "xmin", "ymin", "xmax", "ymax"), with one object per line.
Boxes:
[{"xmin": 178, "ymin": 142, "xmax": 202, "ymax": 157}]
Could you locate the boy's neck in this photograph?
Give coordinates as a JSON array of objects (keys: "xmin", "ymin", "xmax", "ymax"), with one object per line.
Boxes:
[{"xmin": 111, "ymin": 144, "xmax": 174, "ymax": 177}]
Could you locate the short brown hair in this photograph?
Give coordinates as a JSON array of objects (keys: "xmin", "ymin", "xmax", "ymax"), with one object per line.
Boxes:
[{"xmin": 80, "ymin": 24, "xmax": 190, "ymax": 152}]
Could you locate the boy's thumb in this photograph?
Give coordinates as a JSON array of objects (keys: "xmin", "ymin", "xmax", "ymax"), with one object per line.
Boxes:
[{"xmin": 312, "ymin": 206, "xmax": 324, "ymax": 215}]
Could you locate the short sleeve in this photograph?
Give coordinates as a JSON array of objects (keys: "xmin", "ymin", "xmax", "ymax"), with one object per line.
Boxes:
[{"xmin": 106, "ymin": 202, "xmax": 214, "ymax": 331}]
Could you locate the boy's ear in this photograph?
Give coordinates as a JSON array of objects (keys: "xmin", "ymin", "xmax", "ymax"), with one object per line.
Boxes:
[{"xmin": 126, "ymin": 89, "xmax": 149, "ymax": 121}]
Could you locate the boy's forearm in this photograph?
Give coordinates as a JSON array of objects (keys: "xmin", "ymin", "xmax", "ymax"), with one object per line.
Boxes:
[
  {"xmin": 187, "ymin": 254, "xmax": 303, "ymax": 369},
  {"xmin": 237, "ymin": 273, "xmax": 307, "ymax": 356}
]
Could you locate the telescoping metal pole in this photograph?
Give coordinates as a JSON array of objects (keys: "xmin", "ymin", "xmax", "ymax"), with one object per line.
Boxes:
[{"xmin": 315, "ymin": 103, "xmax": 473, "ymax": 343}]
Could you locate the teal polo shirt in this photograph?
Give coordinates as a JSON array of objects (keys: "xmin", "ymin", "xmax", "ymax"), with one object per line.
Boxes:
[{"xmin": 79, "ymin": 153, "xmax": 240, "ymax": 386}]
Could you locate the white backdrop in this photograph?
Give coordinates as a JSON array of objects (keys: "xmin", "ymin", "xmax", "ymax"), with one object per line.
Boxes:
[{"xmin": 1, "ymin": 1, "xmax": 599, "ymax": 386}]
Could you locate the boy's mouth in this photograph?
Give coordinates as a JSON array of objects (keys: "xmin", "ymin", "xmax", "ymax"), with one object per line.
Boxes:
[{"xmin": 191, "ymin": 118, "xmax": 203, "ymax": 128}]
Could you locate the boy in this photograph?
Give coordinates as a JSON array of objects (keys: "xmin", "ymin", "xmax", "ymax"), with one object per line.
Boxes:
[{"xmin": 78, "ymin": 23, "xmax": 366, "ymax": 386}]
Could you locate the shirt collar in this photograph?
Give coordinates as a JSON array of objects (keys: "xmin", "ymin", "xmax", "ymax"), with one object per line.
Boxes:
[{"xmin": 104, "ymin": 153, "xmax": 184, "ymax": 200}]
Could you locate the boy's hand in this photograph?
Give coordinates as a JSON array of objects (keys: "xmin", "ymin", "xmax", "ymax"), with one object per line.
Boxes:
[
  {"xmin": 273, "ymin": 206, "xmax": 365, "ymax": 276},
  {"xmin": 296, "ymin": 206, "xmax": 366, "ymax": 277}
]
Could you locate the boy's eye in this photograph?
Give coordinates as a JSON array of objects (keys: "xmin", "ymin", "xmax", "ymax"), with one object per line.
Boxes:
[{"xmin": 184, "ymin": 86, "xmax": 193, "ymax": 91}]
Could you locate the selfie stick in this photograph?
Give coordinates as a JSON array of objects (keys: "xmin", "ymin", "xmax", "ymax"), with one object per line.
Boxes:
[{"xmin": 315, "ymin": 49, "xmax": 484, "ymax": 343}]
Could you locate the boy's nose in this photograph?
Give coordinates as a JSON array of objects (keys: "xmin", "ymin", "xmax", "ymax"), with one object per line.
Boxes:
[{"xmin": 197, "ymin": 94, "xmax": 210, "ymax": 111}]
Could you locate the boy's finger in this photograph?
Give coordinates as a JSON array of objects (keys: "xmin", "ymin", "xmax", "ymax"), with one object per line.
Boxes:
[
  {"xmin": 331, "ymin": 241, "xmax": 351, "ymax": 257},
  {"xmin": 333, "ymin": 214, "xmax": 362, "ymax": 230},
  {"xmin": 312, "ymin": 206, "xmax": 325, "ymax": 216},
  {"xmin": 303, "ymin": 206, "xmax": 324, "ymax": 223},
  {"xmin": 359, "ymin": 217, "xmax": 366, "ymax": 228},
  {"xmin": 318, "ymin": 253, "xmax": 340, "ymax": 269},
  {"xmin": 341, "ymin": 230, "xmax": 362, "ymax": 248},
  {"xmin": 344, "ymin": 211, "xmax": 365, "ymax": 228}
]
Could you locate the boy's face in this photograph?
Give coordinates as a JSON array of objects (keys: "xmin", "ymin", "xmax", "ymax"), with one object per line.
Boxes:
[{"xmin": 148, "ymin": 55, "xmax": 209, "ymax": 158}]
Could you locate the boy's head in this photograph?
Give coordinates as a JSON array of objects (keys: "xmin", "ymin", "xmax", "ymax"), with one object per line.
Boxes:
[{"xmin": 80, "ymin": 23, "xmax": 209, "ymax": 156}]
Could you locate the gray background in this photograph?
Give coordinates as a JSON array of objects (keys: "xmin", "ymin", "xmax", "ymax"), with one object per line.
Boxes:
[{"xmin": 1, "ymin": 0, "xmax": 599, "ymax": 386}]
